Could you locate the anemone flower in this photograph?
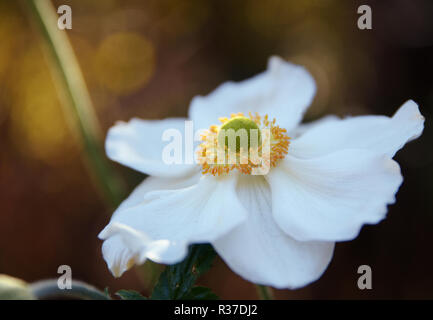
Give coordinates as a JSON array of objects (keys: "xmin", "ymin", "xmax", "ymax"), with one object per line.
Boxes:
[{"xmin": 99, "ymin": 57, "xmax": 424, "ymax": 289}]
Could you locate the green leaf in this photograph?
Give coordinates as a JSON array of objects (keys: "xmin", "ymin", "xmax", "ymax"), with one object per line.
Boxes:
[
  {"xmin": 184, "ymin": 286, "xmax": 218, "ymax": 300},
  {"xmin": 0, "ymin": 274, "xmax": 35, "ymax": 300},
  {"xmin": 116, "ymin": 289, "xmax": 147, "ymax": 300},
  {"xmin": 151, "ymin": 244, "xmax": 216, "ymax": 300}
]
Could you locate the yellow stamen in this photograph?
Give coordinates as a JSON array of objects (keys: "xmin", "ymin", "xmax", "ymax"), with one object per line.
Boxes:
[{"xmin": 197, "ymin": 112, "xmax": 290, "ymax": 176}]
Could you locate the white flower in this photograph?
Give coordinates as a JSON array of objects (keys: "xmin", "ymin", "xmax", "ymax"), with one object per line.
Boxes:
[{"xmin": 99, "ymin": 56, "xmax": 424, "ymax": 289}]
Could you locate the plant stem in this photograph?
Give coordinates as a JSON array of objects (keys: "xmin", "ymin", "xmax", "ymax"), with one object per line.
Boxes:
[
  {"xmin": 30, "ymin": 280, "xmax": 110, "ymax": 300},
  {"xmin": 25, "ymin": 0, "xmax": 125, "ymax": 208},
  {"xmin": 256, "ymin": 284, "xmax": 274, "ymax": 300}
]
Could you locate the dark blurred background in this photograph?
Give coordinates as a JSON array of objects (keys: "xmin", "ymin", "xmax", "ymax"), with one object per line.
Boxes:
[{"xmin": 0, "ymin": 0, "xmax": 432, "ymax": 299}]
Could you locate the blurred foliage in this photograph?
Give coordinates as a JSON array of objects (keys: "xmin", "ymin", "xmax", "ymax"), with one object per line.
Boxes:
[{"xmin": 0, "ymin": 275, "xmax": 35, "ymax": 300}]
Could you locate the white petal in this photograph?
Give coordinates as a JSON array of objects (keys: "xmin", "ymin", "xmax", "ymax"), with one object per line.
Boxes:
[
  {"xmin": 266, "ymin": 150, "xmax": 403, "ymax": 242},
  {"xmin": 291, "ymin": 115, "xmax": 340, "ymax": 138},
  {"xmin": 113, "ymin": 173, "xmax": 201, "ymax": 214},
  {"xmin": 101, "ymin": 223, "xmax": 188, "ymax": 277},
  {"xmin": 101, "ymin": 234, "xmax": 143, "ymax": 278},
  {"xmin": 99, "ymin": 173, "xmax": 247, "ymax": 277},
  {"xmin": 212, "ymin": 175, "xmax": 334, "ymax": 289},
  {"xmin": 100, "ymin": 174, "xmax": 199, "ymax": 277},
  {"xmin": 290, "ymin": 100, "xmax": 424, "ymax": 159},
  {"xmin": 106, "ymin": 117, "xmax": 196, "ymax": 177},
  {"xmin": 189, "ymin": 56, "xmax": 316, "ymax": 131}
]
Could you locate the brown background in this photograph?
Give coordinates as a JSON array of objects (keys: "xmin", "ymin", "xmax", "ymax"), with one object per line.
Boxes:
[{"xmin": 0, "ymin": 0, "xmax": 432, "ymax": 299}]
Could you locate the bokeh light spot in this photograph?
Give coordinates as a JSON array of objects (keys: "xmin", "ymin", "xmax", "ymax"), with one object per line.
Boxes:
[
  {"xmin": 9, "ymin": 47, "xmax": 73, "ymax": 164},
  {"xmin": 94, "ymin": 32, "xmax": 155, "ymax": 95}
]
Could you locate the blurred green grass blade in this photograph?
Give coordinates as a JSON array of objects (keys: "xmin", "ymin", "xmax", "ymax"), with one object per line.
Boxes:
[
  {"xmin": 256, "ymin": 284, "xmax": 274, "ymax": 300},
  {"xmin": 25, "ymin": 0, "xmax": 125, "ymax": 208}
]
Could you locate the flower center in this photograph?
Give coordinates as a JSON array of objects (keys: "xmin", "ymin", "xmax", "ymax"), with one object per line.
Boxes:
[
  {"xmin": 218, "ymin": 116, "xmax": 261, "ymax": 152},
  {"xmin": 197, "ymin": 112, "xmax": 290, "ymax": 176}
]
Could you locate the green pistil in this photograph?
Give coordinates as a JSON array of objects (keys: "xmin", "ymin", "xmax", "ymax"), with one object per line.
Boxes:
[{"xmin": 217, "ymin": 116, "xmax": 262, "ymax": 152}]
